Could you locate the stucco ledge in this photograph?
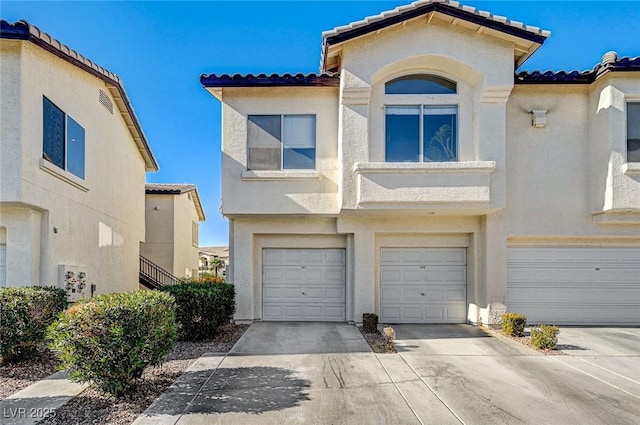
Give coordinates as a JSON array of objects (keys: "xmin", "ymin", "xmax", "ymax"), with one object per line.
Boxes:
[
  {"xmin": 241, "ymin": 170, "xmax": 321, "ymax": 181},
  {"xmin": 353, "ymin": 161, "xmax": 496, "ymax": 174},
  {"xmin": 592, "ymin": 210, "xmax": 640, "ymax": 225},
  {"xmin": 40, "ymin": 159, "xmax": 89, "ymax": 192},
  {"xmin": 622, "ymin": 162, "xmax": 640, "ymax": 175}
]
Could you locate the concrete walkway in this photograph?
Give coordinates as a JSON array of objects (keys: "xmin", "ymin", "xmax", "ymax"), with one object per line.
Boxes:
[
  {"xmin": 133, "ymin": 322, "xmax": 461, "ymax": 425},
  {"xmin": 0, "ymin": 372, "xmax": 86, "ymax": 425}
]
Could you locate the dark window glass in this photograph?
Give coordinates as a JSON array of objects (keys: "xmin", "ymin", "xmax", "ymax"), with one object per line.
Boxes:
[
  {"xmin": 66, "ymin": 116, "xmax": 85, "ymax": 178},
  {"xmin": 247, "ymin": 115, "xmax": 281, "ymax": 170},
  {"xmin": 385, "ymin": 106, "xmax": 420, "ymax": 162},
  {"xmin": 385, "ymin": 75, "xmax": 457, "ymax": 95},
  {"xmin": 43, "ymin": 97, "xmax": 65, "ymax": 169},
  {"xmin": 423, "ymin": 106, "xmax": 457, "ymax": 162},
  {"xmin": 628, "ymin": 103, "xmax": 640, "ymax": 162}
]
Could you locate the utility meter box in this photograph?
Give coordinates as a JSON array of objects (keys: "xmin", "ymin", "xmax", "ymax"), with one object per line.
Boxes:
[{"xmin": 58, "ymin": 265, "xmax": 88, "ymax": 302}]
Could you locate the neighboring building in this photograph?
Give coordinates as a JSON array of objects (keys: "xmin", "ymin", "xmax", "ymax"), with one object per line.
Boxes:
[
  {"xmin": 199, "ymin": 246, "xmax": 229, "ymax": 277},
  {"xmin": 141, "ymin": 184, "xmax": 206, "ymax": 279},
  {"xmin": 0, "ymin": 20, "xmax": 158, "ymax": 297},
  {"xmin": 202, "ymin": 0, "xmax": 640, "ymax": 325}
]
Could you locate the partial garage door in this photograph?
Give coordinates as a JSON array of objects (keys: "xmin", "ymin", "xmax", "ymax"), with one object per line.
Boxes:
[
  {"xmin": 381, "ymin": 248, "xmax": 467, "ymax": 323},
  {"xmin": 508, "ymin": 247, "xmax": 640, "ymax": 325},
  {"xmin": 262, "ymin": 248, "xmax": 346, "ymax": 321}
]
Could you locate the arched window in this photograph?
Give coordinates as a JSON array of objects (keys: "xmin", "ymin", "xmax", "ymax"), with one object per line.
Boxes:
[
  {"xmin": 385, "ymin": 75, "xmax": 456, "ymax": 95},
  {"xmin": 384, "ymin": 74, "xmax": 458, "ymax": 162}
]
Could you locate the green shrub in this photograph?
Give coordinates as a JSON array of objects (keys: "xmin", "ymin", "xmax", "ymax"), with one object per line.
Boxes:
[
  {"xmin": 0, "ymin": 286, "xmax": 67, "ymax": 363},
  {"xmin": 501, "ymin": 312, "xmax": 527, "ymax": 337},
  {"xmin": 47, "ymin": 290, "xmax": 176, "ymax": 397},
  {"xmin": 160, "ymin": 283, "xmax": 235, "ymax": 341},
  {"xmin": 530, "ymin": 324, "xmax": 560, "ymax": 350},
  {"xmin": 362, "ymin": 313, "xmax": 378, "ymax": 334}
]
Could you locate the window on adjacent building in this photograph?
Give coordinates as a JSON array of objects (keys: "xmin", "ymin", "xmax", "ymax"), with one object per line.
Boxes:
[
  {"xmin": 192, "ymin": 221, "xmax": 199, "ymax": 248},
  {"xmin": 43, "ymin": 97, "xmax": 85, "ymax": 179},
  {"xmin": 628, "ymin": 102, "xmax": 640, "ymax": 162},
  {"xmin": 385, "ymin": 75, "xmax": 458, "ymax": 162},
  {"xmin": 247, "ymin": 114, "xmax": 316, "ymax": 170}
]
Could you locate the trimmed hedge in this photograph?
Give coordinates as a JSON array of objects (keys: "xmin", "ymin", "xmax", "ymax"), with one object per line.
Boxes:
[
  {"xmin": 47, "ymin": 290, "xmax": 176, "ymax": 397},
  {"xmin": 530, "ymin": 324, "xmax": 560, "ymax": 350},
  {"xmin": 362, "ymin": 313, "xmax": 378, "ymax": 334},
  {"xmin": 0, "ymin": 286, "xmax": 67, "ymax": 363},
  {"xmin": 501, "ymin": 312, "xmax": 527, "ymax": 337},
  {"xmin": 160, "ymin": 282, "xmax": 235, "ymax": 341}
]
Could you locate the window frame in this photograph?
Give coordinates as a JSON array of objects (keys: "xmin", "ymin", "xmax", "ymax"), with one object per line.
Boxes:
[
  {"xmin": 247, "ymin": 114, "xmax": 317, "ymax": 171},
  {"xmin": 384, "ymin": 87, "xmax": 460, "ymax": 163},
  {"xmin": 627, "ymin": 101, "xmax": 640, "ymax": 163},
  {"xmin": 42, "ymin": 96, "xmax": 86, "ymax": 179}
]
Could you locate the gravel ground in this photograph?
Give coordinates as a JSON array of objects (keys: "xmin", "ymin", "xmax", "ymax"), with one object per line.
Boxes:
[
  {"xmin": 497, "ymin": 330, "xmax": 564, "ymax": 355},
  {"xmin": 37, "ymin": 323, "xmax": 249, "ymax": 425},
  {"xmin": 358, "ymin": 326, "xmax": 396, "ymax": 353},
  {"xmin": 0, "ymin": 350, "xmax": 61, "ymax": 399}
]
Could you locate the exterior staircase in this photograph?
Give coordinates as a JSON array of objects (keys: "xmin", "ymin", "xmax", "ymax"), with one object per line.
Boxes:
[{"xmin": 139, "ymin": 255, "xmax": 180, "ymax": 289}]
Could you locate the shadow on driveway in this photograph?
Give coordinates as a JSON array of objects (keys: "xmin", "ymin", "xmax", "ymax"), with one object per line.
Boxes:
[{"xmin": 142, "ymin": 366, "xmax": 310, "ymax": 417}]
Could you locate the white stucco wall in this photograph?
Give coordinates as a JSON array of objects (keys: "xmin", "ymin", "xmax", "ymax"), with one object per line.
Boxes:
[
  {"xmin": 220, "ymin": 87, "xmax": 339, "ymax": 216},
  {"xmin": 141, "ymin": 192, "xmax": 201, "ymax": 278},
  {"xmin": 0, "ymin": 40, "xmax": 147, "ymax": 294}
]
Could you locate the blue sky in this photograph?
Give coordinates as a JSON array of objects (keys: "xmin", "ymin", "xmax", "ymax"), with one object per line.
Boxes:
[{"xmin": 2, "ymin": 1, "xmax": 639, "ymax": 246}]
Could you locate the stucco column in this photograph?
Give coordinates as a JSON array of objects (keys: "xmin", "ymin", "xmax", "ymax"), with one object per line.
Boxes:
[
  {"xmin": 352, "ymin": 229, "xmax": 375, "ymax": 323},
  {"xmin": 482, "ymin": 211, "xmax": 507, "ymax": 326},
  {"xmin": 230, "ymin": 219, "xmax": 254, "ymax": 323},
  {"xmin": 339, "ymin": 70, "xmax": 371, "ymax": 210}
]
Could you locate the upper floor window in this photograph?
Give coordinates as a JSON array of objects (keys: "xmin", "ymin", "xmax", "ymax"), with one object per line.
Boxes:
[
  {"xmin": 43, "ymin": 97, "xmax": 85, "ymax": 179},
  {"xmin": 384, "ymin": 74, "xmax": 458, "ymax": 162},
  {"xmin": 628, "ymin": 102, "xmax": 640, "ymax": 162},
  {"xmin": 247, "ymin": 114, "xmax": 316, "ymax": 170},
  {"xmin": 385, "ymin": 75, "xmax": 456, "ymax": 95}
]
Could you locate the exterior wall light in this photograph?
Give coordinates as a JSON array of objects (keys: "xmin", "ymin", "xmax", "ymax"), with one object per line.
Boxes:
[{"xmin": 531, "ymin": 110, "xmax": 547, "ymax": 128}]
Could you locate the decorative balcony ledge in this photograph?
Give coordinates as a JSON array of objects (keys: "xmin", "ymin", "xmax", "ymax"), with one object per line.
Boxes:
[
  {"xmin": 241, "ymin": 170, "xmax": 321, "ymax": 181},
  {"xmin": 353, "ymin": 161, "xmax": 496, "ymax": 174},
  {"xmin": 592, "ymin": 210, "xmax": 640, "ymax": 225}
]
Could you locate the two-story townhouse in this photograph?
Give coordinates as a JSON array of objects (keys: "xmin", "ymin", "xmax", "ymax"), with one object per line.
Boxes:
[
  {"xmin": 141, "ymin": 183, "xmax": 206, "ymax": 279},
  {"xmin": 202, "ymin": 0, "xmax": 640, "ymax": 326},
  {"xmin": 0, "ymin": 20, "xmax": 158, "ymax": 298}
]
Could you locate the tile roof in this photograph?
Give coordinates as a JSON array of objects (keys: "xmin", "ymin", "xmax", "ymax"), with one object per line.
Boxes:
[
  {"xmin": 200, "ymin": 72, "xmax": 339, "ymax": 88},
  {"xmin": 199, "ymin": 246, "xmax": 229, "ymax": 258},
  {"xmin": 320, "ymin": 0, "xmax": 550, "ymax": 71},
  {"xmin": 516, "ymin": 53, "xmax": 640, "ymax": 84},
  {"xmin": 145, "ymin": 184, "xmax": 205, "ymax": 221},
  {"xmin": 0, "ymin": 20, "xmax": 158, "ymax": 171}
]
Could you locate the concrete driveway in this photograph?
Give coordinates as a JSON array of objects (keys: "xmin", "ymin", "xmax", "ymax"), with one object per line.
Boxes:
[
  {"xmin": 135, "ymin": 323, "xmax": 640, "ymax": 425},
  {"xmin": 392, "ymin": 324, "xmax": 640, "ymax": 425}
]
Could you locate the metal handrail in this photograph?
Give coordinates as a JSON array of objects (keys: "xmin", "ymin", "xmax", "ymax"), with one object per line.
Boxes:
[{"xmin": 139, "ymin": 255, "xmax": 180, "ymax": 288}]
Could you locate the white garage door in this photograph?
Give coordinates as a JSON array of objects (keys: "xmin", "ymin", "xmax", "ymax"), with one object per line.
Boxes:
[
  {"xmin": 262, "ymin": 248, "xmax": 346, "ymax": 321},
  {"xmin": 508, "ymin": 247, "xmax": 640, "ymax": 325},
  {"xmin": 381, "ymin": 248, "xmax": 467, "ymax": 323}
]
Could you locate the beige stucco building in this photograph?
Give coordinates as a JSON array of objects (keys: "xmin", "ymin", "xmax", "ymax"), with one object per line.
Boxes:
[
  {"xmin": 141, "ymin": 184, "xmax": 205, "ymax": 279},
  {"xmin": 204, "ymin": 0, "xmax": 640, "ymax": 326},
  {"xmin": 0, "ymin": 20, "xmax": 158, "ymax": 298}
]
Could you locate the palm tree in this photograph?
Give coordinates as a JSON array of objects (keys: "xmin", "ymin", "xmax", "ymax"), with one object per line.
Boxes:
[{"xmin": 209, "ymin": 258, "xmax": 225, "ymax": 277}]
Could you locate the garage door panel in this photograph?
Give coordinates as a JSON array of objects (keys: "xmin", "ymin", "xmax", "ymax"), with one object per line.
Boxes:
[
  {"xmin": 263, "ymin": 248, "xmax": 346, "ymax": 322},
  {"xmin": 508, "ymin": 247, "xmax": 640, "ymax": 325},
  {"xmin": 380, "ymin": 248, "xmax": 467, "ymax": 324}
]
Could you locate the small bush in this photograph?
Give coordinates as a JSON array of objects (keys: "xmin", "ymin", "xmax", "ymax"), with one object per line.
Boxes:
[
  {"xmin": 383, "ymin": 327, "xmax": 396, "ymax": 351},
  {"xmin": 362, "ymin": 313, "xmax": 378, "ymax": 334},
  {"xmin": 0, "ymin": 286, "xmax": 67, "ymax": 363},
  {"xmin": 501, "ymin": 312, "xmax": 527, "ymax": 337},
  {"xmin": 530, "ymin": 324, "xmax": 560, "ymax": 350},
  {"xmin": 47, "ymin": 290, "xmax": 176, "ymax": 397},
  {"xmin": 160, "ymin": 283, "xmax": 235, "ymax": 340}
]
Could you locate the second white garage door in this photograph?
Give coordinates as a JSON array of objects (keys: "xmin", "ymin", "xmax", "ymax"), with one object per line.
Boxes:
[
  {"xmin": 262, "ymin": 248, "xmax": 346, "ymax": 321},
  {"xmin": 380, "ymin": 248, "xmax": 467, "ymax": 323}
]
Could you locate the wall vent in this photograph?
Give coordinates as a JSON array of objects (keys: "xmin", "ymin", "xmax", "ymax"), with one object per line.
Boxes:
[{"xmin": 99, "ymin": 90, "xmax": 113, "ymax": 114}]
